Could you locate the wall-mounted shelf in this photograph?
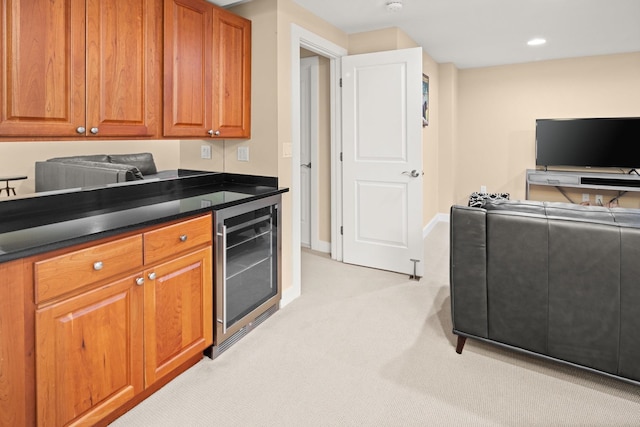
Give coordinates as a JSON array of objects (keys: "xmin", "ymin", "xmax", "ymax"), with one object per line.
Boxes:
[{"xmin": 526, "ymin": 169, "xmax": 640, "ymax": 200}]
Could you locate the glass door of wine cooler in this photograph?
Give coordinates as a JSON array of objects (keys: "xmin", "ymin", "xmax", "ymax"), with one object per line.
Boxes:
[{"xmin": 215, "ymin": 194, "xmax": 281, "ymax": 344}]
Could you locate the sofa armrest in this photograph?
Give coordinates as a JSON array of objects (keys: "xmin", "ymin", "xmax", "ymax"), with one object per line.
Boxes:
[{"xmin": 450, "ymin": 205, "xmax": 489, "ymax": 338}]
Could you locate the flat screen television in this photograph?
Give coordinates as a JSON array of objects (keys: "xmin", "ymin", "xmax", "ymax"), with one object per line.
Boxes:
[{"xmin": 535, "ymin": 117, "xmax": 640, "ymax": 169}]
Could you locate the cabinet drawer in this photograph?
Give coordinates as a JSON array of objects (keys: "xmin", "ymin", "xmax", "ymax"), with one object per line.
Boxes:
[
  {"xmin": 528, "ymin": 172, "xmax": 579, "ymax": 185},
  {"xmin": 144, "ymin": 215, "xmax": 212, "ymax": 264},
  {"xmin": 35, "ymin": 235, "xmax": 143, "ymax": 303}
]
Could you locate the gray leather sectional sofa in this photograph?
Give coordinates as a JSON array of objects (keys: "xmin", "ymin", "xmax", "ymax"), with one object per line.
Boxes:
[
  {"xmin": 35, "ymin": 153, "xmax": 175, "ymax": 192},
  {"xmin": 450, "ymin": 199, "xmax": 640, "ymax": 385}
]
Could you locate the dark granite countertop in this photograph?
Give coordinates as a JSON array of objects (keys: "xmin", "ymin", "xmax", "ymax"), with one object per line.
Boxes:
[{"xmin": 0, "ymin": 170, "xmax": 288, "ymax": 263}]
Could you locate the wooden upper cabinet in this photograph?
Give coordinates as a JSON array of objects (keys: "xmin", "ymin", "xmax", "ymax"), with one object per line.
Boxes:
[
  {"xmin": 0, "ymin": 0, "xmax": 161, "ymax": 138},
  {"xmin": 213, "ymin": 8, "xmax": 251, "ymax": 139},
  {"xmin": 164, "ymin": 0, "xmax": 251, "ymax": 139},
  {"xmin": 0, "ymin": 0, "xmax": 86, "ymax": 136},
  {"xmin": 163, "ymin": 0, "xmax": 213, "ymax": 137},
  {"xmin": 85, "ymin": 0, "xmax": 161, "ymax": 137}
]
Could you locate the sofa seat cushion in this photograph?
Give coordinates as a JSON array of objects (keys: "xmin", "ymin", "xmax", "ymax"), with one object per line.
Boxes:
[{"xmin": 109, "ymin": 153, "xmax": 157, "ymax": 175}]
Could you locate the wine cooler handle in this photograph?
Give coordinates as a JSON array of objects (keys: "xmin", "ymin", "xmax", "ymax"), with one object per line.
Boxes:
[{"xmin": 221, "ymin": 224, "xmax": 227, "ymax": 334}]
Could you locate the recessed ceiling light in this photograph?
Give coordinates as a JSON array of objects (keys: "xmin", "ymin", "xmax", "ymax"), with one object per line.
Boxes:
[
  {"xmin": 386, "ymin": 1, "xmax": 403, "ymax": 12},
  {"xmin": 527, "ymin": 38, "xmax": 547, "ymax": 46}
]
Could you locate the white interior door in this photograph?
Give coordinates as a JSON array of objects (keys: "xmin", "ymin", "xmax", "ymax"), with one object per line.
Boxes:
[
  {"xmin": 341, "ymin": 47, "xmax": 424, "ymax": 277},
  {"xmin": 299, "ymin": 56, "xmax": 318, "ymax": 248}
]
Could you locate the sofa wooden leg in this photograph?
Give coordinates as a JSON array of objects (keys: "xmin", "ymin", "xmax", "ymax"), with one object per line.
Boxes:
[{"xmin": 455, "ymin": 336, "xmax": 467, "ymax": 354}]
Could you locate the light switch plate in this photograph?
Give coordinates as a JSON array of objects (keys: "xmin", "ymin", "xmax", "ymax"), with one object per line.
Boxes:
[
  {"xmin": 283, "ymin": 143, "xmax": 292, "ymax": 158},
  {"xmin": 200, "ymin": 145, "xmax": 212, "ymax": 159},
  {"xmin": 238, "ymin": 146, "xmax": 249, "ymax": 162}
]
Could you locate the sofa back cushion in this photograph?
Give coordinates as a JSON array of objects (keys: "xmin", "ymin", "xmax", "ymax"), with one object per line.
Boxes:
[
  {"xmin": 47, "ymin": 154, "xmax": 110, "ymax": 163},
  {"xmin": 482, "ymin": 199, "xmax": 546, "ymax": 215},
  {"xmin": 610, "ymin": 207, "xmax": 640, "ymax": 227},
  {"xmin": 109, "ymin": 153, "xmax": 157, "ymax": 175},
  {"xmin": 58, "ymin": 160, "xmax": 143, "ymax": 180},
  {"xmin": 482, "ymin": 199, "xmax": 616, "ymax": 223},
  {"xmin": 543, "ymin": 201, "xmax": 615, "ymax": 222}
]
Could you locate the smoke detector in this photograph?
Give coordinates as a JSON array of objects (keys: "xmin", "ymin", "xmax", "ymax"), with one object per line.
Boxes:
[{"xmin": 386, "ymin": 1, "xmax": 403, "ymax": 12}]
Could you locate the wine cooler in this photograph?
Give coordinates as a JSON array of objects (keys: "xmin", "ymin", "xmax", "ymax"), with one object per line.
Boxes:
[{"xmin": 211, "ymin": 194, "xmax": 281, "ymax": 353}]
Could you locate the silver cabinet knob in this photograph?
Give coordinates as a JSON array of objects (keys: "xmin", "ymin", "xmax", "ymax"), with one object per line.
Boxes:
[
  {"xmin": 148, "ymin": 272, "xmax": 156, "ymax": 280},
  {"xmin": 208, "ymin": 129, "xmax": 214, "ymax": 136},
  {"xmin": 214, "ymin": 130, "xmax": 220, "ymax": 136},
  {"xmin": 93, "ymin": 261, "xmax": 103, "ymax": 271},
  {"xmin": 207, "ymin": 130, "xmax": 221, "ymax": 136},
  {"xmin": 135, "ymin": 277, "xmax": 145, "ymax": 286},
  {"xmin": 76, "ymin": 126, "xmax": 86, "ymax": 134},
  {"xmin": 90, "ymin": 127, "xmax": 99, "ymax": 134},
  {"xmin": 179, "ymin": 234, "xmax": 188, "ymax": 242}
]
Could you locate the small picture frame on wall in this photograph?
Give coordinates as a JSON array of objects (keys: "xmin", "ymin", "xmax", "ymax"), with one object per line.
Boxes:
[{"xmin": 422, "ymin": 73, "xmax": 429, "ymax": 127}]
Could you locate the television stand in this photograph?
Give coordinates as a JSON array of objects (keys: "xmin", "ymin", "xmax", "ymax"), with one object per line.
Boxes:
[{"xmin": 526, "ymin": 169, "xmax": 640, "ymax": 200}]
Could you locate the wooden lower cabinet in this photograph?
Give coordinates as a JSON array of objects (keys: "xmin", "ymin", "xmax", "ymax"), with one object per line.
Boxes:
[
  {"xmin": 31, "ymin": 215, "xmax": 213, "ymax": 426},
  {"xmin": 144, "ymin": 247, "xmax": 213, "ymax": 386},
  {"xmin": 35, "ymin": 274, "xmax": 145, "ymax": 426},
  {"xmin": 0, "ymin": 258, "xmax": 34, "ymax": 427}
]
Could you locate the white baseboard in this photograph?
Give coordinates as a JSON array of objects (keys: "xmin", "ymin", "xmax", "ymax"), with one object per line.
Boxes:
[
  {"xmin": 423, "ymin": 213, "xmax": 450, "ymax": 238},
  {"xmin": 313, "ymin": 240, "xmax": 331, "ymax": 253},
  {"xmin": 280, "ymin": 285, "xmax": 301, "ymax": 308}
]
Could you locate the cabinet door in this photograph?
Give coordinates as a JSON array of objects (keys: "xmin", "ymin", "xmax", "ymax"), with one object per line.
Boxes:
[
  {"xmin": 144, "ymin": 247, "xmax": 213, "ymax": 386},
  {"xmin": 85, "ymin": 0, "xmax": 161, "ymax": 137},
  {"xmin": 36, "ymin": 274, "xmax": 144, "ymax": 426},
  {"xmin": 163, "ymin": 0, "xmax": 213, "ymax": 137},
  {"xmin": 213, "ymin": 8, "xmax": 251, "ymax": 138},
  {"xmin": 0, "ymin": 0, "xmax": 86, "ymax": 137}
]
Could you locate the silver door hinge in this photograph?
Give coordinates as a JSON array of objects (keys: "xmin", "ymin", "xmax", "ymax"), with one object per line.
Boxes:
[
  {"xmin": 340, "ymin": 78, "xmax": 342, "ymax": 87},
  {"xmin": 340, "ymin": 226, "xmax": 343, "ymax": 235},
  {"xmin": 340, "ymin": 152, "xmax": 343, "ymax": 161}
]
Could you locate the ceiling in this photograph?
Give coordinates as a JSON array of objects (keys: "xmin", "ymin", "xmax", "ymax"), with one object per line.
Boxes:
[{"xmin": 288, "ymin": 0, "xmax": 640, "ymax": 69}]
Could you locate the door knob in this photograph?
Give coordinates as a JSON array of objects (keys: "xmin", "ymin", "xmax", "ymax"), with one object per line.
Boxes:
[{"xmin": 402, "ymin": 170, "xmax": 420, "ymax": 178}]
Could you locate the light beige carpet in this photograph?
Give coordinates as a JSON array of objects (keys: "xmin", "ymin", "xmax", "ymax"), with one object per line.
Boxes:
[{"xmin": 111, "ymin": 222, "xmax": 640, "ymax": 426}]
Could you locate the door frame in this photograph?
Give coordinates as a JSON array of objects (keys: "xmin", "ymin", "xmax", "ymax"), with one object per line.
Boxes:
[
  {"xmin": 299, "ymin": 56, "xmax": 319, "ymax": 250},
  {"xmin": 286, "ymin": 24, "xmax": 347, "ymax": 306}
]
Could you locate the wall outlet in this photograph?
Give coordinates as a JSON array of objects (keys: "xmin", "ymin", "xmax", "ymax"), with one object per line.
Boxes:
[
  {"xmin": 595, "ymin": 194, "xmax": 604, "ymax": 205},
  {"xmin": 237, "ymin": 146, "xmax": 249, "ymax": 162},
  {"xmin": 200, "ymin": 144, "xmax": 211, "ymax": 159},
  {"xmin": 582, "ymin": 193, "xmax": 590, "ymax": 202},
  {"xmin": 480, "ymin": 185, "xmax": 487, "ymax": 193}
]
